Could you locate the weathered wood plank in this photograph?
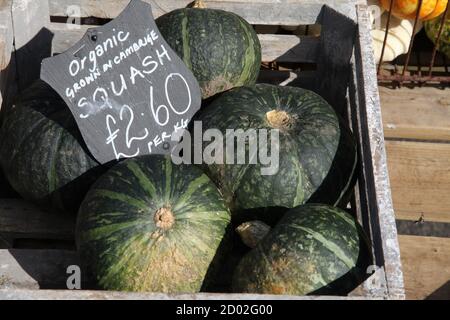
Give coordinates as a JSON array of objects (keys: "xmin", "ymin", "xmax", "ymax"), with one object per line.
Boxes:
[
  {"xmin": 12, "ymin": 0, "xmax": 52, "ymax": 90},
  {"xmin": 0, "ymin": 247, "xmax": 377, "ymax": 298},
  {"xmin": 258, "ymin": 34, "xmax": 318, "ymax": 63},
  {"xmin": 0, "ymin": 0, "xmax": 13, "ymax": 70},
  {"xmin": 49, "ymin": 23, "xmax": 320, "ymax": 63},
  {"xmin": 316, "ymin": 5, "xmax": 356, "ymax": 116},
  {"xmin": 379, "ymin": 86, "xmax": 450, "ymax": 142},
  {"xmin": 257, "ymin": 69, "xmax": 317, "ymax": 91},
  {"xmin": 0, "ymin": 249, "xmax": 79, "ymax": 289},
  {"xmin": 48, "ymin": 0, "xmax": 357, "ymax": 25},
  {"xmin": 386, "ymin": 140, "xmax": 450, "ymax": 223},
  {"xmin": 399, "ymin": 235, "xmax": 450, "ymax": 300},
  {"xmin": 0, "ymin": 0, "xmax": 15, "ymax": 114},
  {"xmin": 0, "ymin": 288, "xmax": 375, "ymax": 300},
  {"xmin": 352, "ymin": 5, "xmax": 404, "ymax": 299},
  {"xmin": 0, "ymin": 199, "xmax": 75, "ymax": 240}
]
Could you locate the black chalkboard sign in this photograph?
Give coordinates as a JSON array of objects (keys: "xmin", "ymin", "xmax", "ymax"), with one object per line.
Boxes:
[{"xmin": 41, "ymin": 0, "xmax": 201, "ymax": 164}]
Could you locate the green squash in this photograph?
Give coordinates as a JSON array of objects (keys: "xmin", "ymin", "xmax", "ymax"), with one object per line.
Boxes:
[
  {"xmin": 0, "ymin": 81, "xmax": 103, "ymax": 214},
  {"xmin": 425, "ymin": 12, "xmax": 450, "ymax": 59},
  {"xmin": 232, "ymin": 204, "xmax": 372, "ymax": 295},
  {"xmin": 193, "ymin": 84, "xmax": 357, "ymax": 224},
  {"xmin": 76, "ymin": 155, "xmax": 231, "ymax": 293},
  {"xmin": 156, "ymin": 7, "xmax": 261, "ymax": 99}
]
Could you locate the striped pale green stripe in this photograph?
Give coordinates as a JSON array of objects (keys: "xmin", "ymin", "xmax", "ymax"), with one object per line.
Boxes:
[
  {"xmin": 331, "ymin": 206, "xmax": 357, "ymax": 228},
  {"xmin": 292, "ymin": 156, "xmax": 305, "ymax": 206},
  {"xmin": 126, "ymin": 160, "xmax": 157, "ymax": 199},
  {"xmin": 47, "ymin": 129, "xmax": 62, "ymax": 195},
  {"xmin": 83, "ymin": 220, "xmax": 143, "ymax": 241},
  {"xmin": 181, "ymin": 12, "xmax": 192, "ymax": 70},
  {"xmin": 164, "ymin": 158, "xmax": 172, "ymax": 203},
  {"xmin": 292, "ymin": 225, "xmax": 355, "ymax": 269},
  {"xmin": 93, "ymin": 189, "xmax": 148, "ymax": 209},
  {"xmin": 237, "ymin": 19, "xmax": 257, "ymax": 85},
  {"xmin": 173, "ymin": 174, "xmax": 211, "ymax": 211}
]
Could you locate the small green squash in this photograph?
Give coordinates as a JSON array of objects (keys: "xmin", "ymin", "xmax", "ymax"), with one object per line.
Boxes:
[
  {"xmin": 425, "ymin": 12, "xmax": 450, "ymax": 59},
  {"xmin": 232, "ymin": 204, "xmax": 372, "ymax": 295},
  {"xmin": 194, "ymin": 84, "xmax": 357, "ymax": 224},
  {"xmin": 156, "ymin": 2, "xmax": 261, "ymax": 99},
  {"xmin": 0, "ymin": 81, "xmax": 103, "ymax": 213},
  {"xmin": 76, "ymin": 155, "xmax": 231, "ymax": 293}
]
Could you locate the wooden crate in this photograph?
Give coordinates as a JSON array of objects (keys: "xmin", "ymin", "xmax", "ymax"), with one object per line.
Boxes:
[{"xmin": 0, "ymin": 0, "xmax": 404, "ymax": 299}]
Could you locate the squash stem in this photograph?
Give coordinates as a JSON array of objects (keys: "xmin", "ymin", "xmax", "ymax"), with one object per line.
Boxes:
[
  {"xmin": 266, "ymin": 110, "xmax": 293, "ymax": 130},
  {"xmin": 193, "ymin": 0, "xmax": 206, "ymax": 8},
  {"xmin": 236, "ymin": 221, "xmax": 271, "ymax": 248},
  {"xmin": 154, "ymin": 207, "xmax": 175, "ymax": 230}
]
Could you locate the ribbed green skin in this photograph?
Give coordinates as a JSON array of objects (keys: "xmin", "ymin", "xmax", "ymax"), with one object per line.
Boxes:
[
  {"xmin": 232, "ymin": 204, "xmax": 372, "ymax": 295},
  {"xmin": 0, "ymin": 81, "xmax": 102, "ymax": 214},
  {"xmin": 195, "ymin": 84, "xmax": 357, "ymax": 223},
  {"xmin": 156, "ymin": 8, "xmax": 261, "ymax": 99},
  {"xmin": 76, "ymin": 155, "xmax": 231, "ymax": 293},
  {"xmin": 425, "ymin": 13, "xmax": 450, "ymax": 59}
]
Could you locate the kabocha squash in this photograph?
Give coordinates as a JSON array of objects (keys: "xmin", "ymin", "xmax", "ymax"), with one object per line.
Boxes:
[
  {"xmin": 156, "ymin": 1, "xmax": 261, "ymax": 99},
  {"xmin": 76, "ymin": 155, "xmax": 231, "ymax": 292},
  {"xmin": 380, "ymin": 0, "xmax": 448, "ymax": 20},
  {"xmin": 232, "ymin": 204, "xmax": 372, "ymax": 296},
  {"xmin": 194, "ymin": 84, "xmax": 357, "ymax": 224},
  {"xmin": 0, "ymin": 81, "xmax": 103, "ymax": 214},
  {"xmin": 425, "ymin": 12, "xmax": 450, "ymax": 59}
]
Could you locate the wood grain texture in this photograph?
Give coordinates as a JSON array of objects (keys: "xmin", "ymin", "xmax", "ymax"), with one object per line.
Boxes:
[
  {"xmin": 316, "ymin": 5, "xmax": 356, "ymax": 116},
  {"xmin": 50, "ymin": 23, "xmax": 320, "ymax": 63},
  {"xmin": 0, "ymin": 0, "xmax": 13, "ymax": 70},
  {"xmin": 0, "ymin": 0, "xmax": 15, "ymax": 115},
  {"xmin": 380, "ymin": 86, "xmax": 450, "ymax": 142},
  {"xmin": 386, "ymin": 140, "xmax": 450, "ymax": 223},
  {"xmin": 12, "ymin": 0, "xmax": 52, "ymax": 90},
  {"xmin": 0, "ymin": 199, "xmax": 75, "ymax": 240},
  {"xmin": 48, "ymin": 0, "xmax": 357, "ymax": 25},
  {"xmin": 351, "ymin": 5, "xmax": 404, "ymax": 299},
  {"xmin": 399, "ymin": 235, "xmax": 450, "ymax": 300},
  {"xmin": 0, "ymin": 249, "xmax": 80, "ymax": 289}
]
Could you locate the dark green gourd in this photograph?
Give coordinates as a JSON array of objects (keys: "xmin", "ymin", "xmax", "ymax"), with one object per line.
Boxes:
[
  {"xmin": 76, "ymin": 155, "xmax": 231, "ymax": 292},
  {"xmin": 0, "ymin": 81, "xmax": 103, "ymax": 214},
  {"xmin": 156, "ymin": 3, "xmax": 261, "ymax": 99},
  {"xmin": 194, "ymin": 84, "xmax": 357, "ymax": 223},
  {"xmin": 232, "ymin": 204, "xmax": 372, "ymax": 295}
]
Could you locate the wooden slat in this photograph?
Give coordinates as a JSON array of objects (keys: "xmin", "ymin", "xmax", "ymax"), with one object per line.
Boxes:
[
  {"xmin": 386, "ymin": 140, "xmax": 450, "ymax": 223},
  {"xmin": 380, "ymin": 86, "xmax": 450, "ymax": 142},
  {"xmin": 0, "ymin": 0, "xmax": 13, "ymax": 70},
  {"xmin": 399, "ymin": 235, "xmax": 450, "ymax": 300},
  {"xmin": 0, "ymin": 288, "xmax": 372, "ymax": 300},
  {"xmin": 258, "ymin": 34, "xmax": 318, "ymax": 63},
  {"xmin": 48, "ymin": 0, "xmax": 357, "ymax": 25},
  {"xmin": 0, "ymin": 199, "xmax": 75, "ymax": 240},
  {"xmin": 0, "ymin": 248, "xmax": 375, "ymax": 297},
  {"xmin": 0, "ymin": 249, "xmax": 79, "ymax": 289},
  {"xmin": 12, "ymin": 0, "xmax": 52, "ymax": 90},
  {"xmin": 0, "ymin": 0, "xmax": 15, "ymax": 114},
  {"xmin": 49, "ymin": 23, "xmax": 319, "ymax": 63}
]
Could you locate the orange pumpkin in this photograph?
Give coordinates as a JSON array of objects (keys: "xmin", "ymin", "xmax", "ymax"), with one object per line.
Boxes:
[{"xmin": 380, "ymin": 0, "xmax": 448, "ymax": 21}]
